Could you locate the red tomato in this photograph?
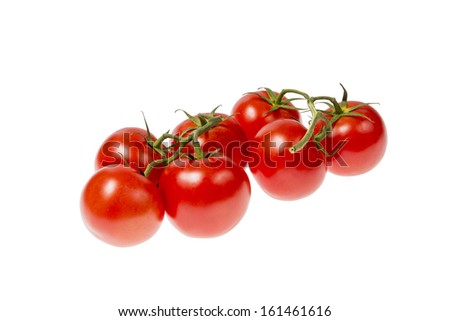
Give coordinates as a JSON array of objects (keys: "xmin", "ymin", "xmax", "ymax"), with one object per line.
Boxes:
[
  {"xmin": 159, "ymin": 156, "xmax": 251, "ymax": 237},
  {"xmin": 318, "ymin": 101, "xmax": 387, "ymax": 176},
  {"xmin": 249, "ymin": 119, "xmax": 327, "ymax": 200},
  {"xmin": 94, "ymin": 127, "xmax": 164, "ymax": 183},
  {"xmin": 170, "ymin": 113, "xmax": 248, "ymax": 166},
  {"xmin": 80, "ymin": 166, "xmax": 164, "ymax": 247},
  {"xmin": 231, "ymin": 90, "xmax": 301, "ymax": 139}
]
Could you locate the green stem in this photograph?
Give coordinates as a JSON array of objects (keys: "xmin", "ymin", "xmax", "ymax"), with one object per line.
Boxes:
[
  {"xmin": 311, "ymin": 95, "xmax": 344, "ymax": 114},
  {"xmin": 289, "ymin": 95, "xmax": 347, "ymax": 153},
  {"xmin": 289, "ymin": 99, "xmax": 322, "ymax": 153},
  {"xmin": 192, "ymin": 131, "xmax": 203, "ymax": 159},
  {"xmin": 149, "ymin": 132, "xmax": 179, "ymax": 163},
  {"xmin": 314, "ymin": 113, "xmax": 338, "ymax": 143},
  {"xmin": 143, "ymin": 159, "xmax": 166, "ymax": 177},
  {"xmin": 275, "ymin": 88, "xmax": 310, "ymax": 105},
  {"xmin": 153, "ymin": 133, "xmax": 178, "ymax": 150}
]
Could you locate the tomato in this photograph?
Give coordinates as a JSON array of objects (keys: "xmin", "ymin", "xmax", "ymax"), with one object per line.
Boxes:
[
  {"xmin": 249, "ymin": 119, "xmax": 327, "ymax": 200},
  {"xmin": 170, "ymin": 113, "xmax": 248, "ymax": 167},
  {"xmin": 159, "ymin": 156, "xmax": 251, "ymax": 237},
  {"xmin": 94, "ymin": 127, "xmax": 164, "ymax": 183},
  {"xmin": 318, "ymin": 101, "xmax": 387, "ymax": 176},
  {"xmin": 80, "ymin": 166, "xmax": 164, "ymax": 247},
  {"xmin": 231, "ymin": 90, "xmax": 301, "ymax": 139}
]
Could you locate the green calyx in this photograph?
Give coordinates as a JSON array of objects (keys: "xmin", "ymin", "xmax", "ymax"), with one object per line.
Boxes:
[
  {"xmin": 289, "ymin": 84, "xmax": 375, "ymax": 154},
  {"xmin": 249, "ymin": 87, "xmax": 306, "ymax": 114},
  {"xmin": 142, "ymin": 107, "xmax": 226, "ymax": 178},
  {"xmin": 175, "ymin": 105, "xmax": 222, "ymax": 128},
  {"xmin": 175, "ymin": 106, "xmax": 226, "ymax": 159}
]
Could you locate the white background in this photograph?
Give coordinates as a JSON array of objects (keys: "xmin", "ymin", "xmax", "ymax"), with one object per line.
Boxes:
[{"xmin": 1, "ymin": 1, "xmax": 448, "ymax": 320}]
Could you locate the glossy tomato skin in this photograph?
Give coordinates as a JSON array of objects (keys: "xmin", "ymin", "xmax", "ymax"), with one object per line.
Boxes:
[
  {"xmin": 94, "ymin": 127, "xmax": 164, "ymax": 183},
  {"xmin": 249, "ymin": 119, "xmax": 327, "ymax": 200},
  {"xmin": 80, "ymin": 166, "xmax": 164, "ymax": 247},
  {"xmin": 231, "ymin": 91, "xmax": 301, "ymax": 139},
  {"xmin": 159, "ymin": 156, "xmax": 251, "ymax": 238},
  {"xmin": 320, "ymin": 101, "xmax": 387, "ymax": 176},
  {"xmin": 171, "ymin": 113, "xmax": 248, "ymax": 167}
]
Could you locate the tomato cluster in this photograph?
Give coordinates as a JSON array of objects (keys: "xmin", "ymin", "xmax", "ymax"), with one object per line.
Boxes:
[{"xmin": 80, "ymin": 85, "xmax": 387, "ymax": 247}]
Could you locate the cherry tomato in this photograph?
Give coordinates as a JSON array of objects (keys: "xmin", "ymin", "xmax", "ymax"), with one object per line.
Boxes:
[
  {"xmin": 80, "ymin": 166, "xmax": 164, "ymax": 247},
  {"xmin": 170, "ymin": 113, "xmax": 248, "ymax": 167},
  {"xmin": 318, "ymin": 101, "xmax": 387, "ymax": 176},
  {"xmin": 249, "ymin": 119, "xmax": 327, "ymax": 200},
  {"xmin": 159, "ymin": 156, "xmax": 251, "ymax": 237},
  {"xmin": 231, "ymin": 90, "xmax": 301, "ymax": 139},
  {"xmin": 94, "ymin": 127, "xmax": 164, "ymax": 183}
]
